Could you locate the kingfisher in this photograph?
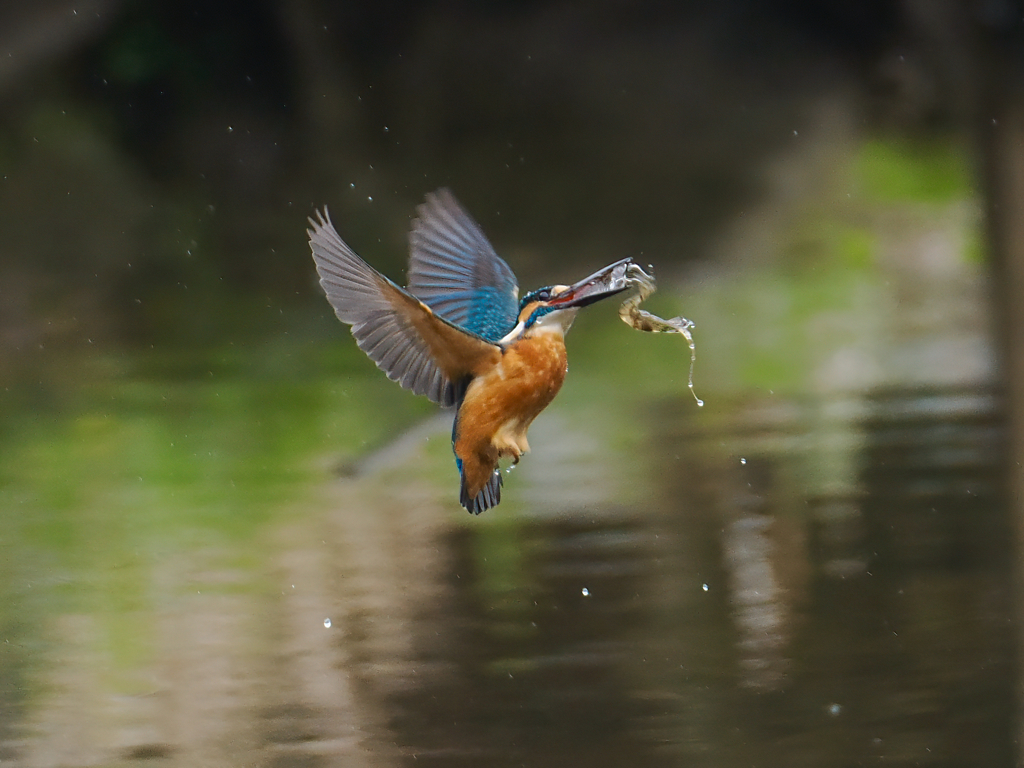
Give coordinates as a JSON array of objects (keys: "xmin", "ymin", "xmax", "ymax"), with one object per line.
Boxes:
[{"xmin": 308, "ymin": 189, "xmax": 630, "ymax": 514}]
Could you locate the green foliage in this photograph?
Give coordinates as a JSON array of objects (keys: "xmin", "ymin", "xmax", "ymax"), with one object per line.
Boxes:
[
  {"xmin": 856, "ymin": 138, "xmax": 972, "ymax": 204},
  {"xmin": 102, "ymin": 18, "xmax": 185, "ymax": 85}
]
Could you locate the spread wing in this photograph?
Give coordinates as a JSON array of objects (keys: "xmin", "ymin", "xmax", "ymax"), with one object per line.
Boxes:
[
  {"xmin": 309, "ymin": 208, "xmax": 501, "ymax": 407},
  {"xmin": 407, "ymin": 188, "xmax": 519, "ymax": 342}
]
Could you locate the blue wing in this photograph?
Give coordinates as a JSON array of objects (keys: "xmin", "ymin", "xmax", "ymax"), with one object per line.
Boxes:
[
  {"xmin": 407, "ymin": 189, "xmax": 519, "ymax": 342},
  {"xmin": 309, "ymin": 208, "xmax": 501, "ymax": 407}
]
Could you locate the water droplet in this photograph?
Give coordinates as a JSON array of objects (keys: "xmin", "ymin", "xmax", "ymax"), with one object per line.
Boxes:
[
  {"xmin": 677, "ymin": 319, "xmax": 702, "ymax": 407},
  {"xmin": 702, "ymin": 583, "xmax": 709, "ymax": 592},
  {"xmin": 227, "ymin": 126, "xmax": 233, "ymax": 133},
  {"xmin": 581, "ymin": 587, "xmax": 590, "ymax": 597},
  {"xmin": 827, "ymin": 703, "xmax": 842, "ymax": 716},
  {"xmin": 740, "ymin": 458, "xmax": 747, "ymax": 465},
  {"xmin": 323, "ymin": 618, "xmax": 332, "ymax": 628}
]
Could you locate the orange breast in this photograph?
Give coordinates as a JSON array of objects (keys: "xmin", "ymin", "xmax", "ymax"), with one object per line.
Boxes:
[{"xmin": 454, "ymin": 332, "xmax": 568, "ymax": 500}]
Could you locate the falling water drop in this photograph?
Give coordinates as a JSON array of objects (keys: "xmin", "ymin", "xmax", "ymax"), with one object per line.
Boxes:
[
  {"xmin": 678, "ymin": 321, "xmax": 703, "ymax": 406},
  {"xmin": 323, "ymin": 618, "xmax": 332, "ymax": 628},
  {"xmin": 581, "ymin": 587, "xmax": 590, "ymax": 597}
]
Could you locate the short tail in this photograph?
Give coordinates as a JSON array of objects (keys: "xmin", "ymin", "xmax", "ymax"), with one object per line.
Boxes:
[{"xmin": 460, "ymin": 468, "xmax": 502, "ymax": 514}]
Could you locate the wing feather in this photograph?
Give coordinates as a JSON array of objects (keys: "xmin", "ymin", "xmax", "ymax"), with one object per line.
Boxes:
[
  {"xmin": 309, "ymin": 208, "xmax": 500, "ymax": 406},
  {"xmin": 407, "ymin": 189, "xmax": 519, "ymax": 341}
]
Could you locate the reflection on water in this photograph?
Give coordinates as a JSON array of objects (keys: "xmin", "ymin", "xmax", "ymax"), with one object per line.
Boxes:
[
  {"xmin": 647, "ymin": 387, "xmax": 1011, "ymax": 767},
  {"xmin": 1, "ymin": 368, "xmax": 1012, "ymax": 766}
]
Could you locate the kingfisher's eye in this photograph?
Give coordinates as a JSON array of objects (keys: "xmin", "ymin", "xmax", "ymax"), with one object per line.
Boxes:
[{"xmin": 521, "ymin": 287, "xmax": 551, "ymax": 307}]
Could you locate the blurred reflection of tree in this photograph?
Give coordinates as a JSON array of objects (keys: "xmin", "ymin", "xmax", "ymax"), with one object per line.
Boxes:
[{"xmin": 974, "ymin": 1, "xmax": 1024, "ymax": 762}]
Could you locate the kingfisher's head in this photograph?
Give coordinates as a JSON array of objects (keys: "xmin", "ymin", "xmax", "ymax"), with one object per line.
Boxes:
[{"xmin": 501, "ymin": 258, "xmax": 632, "ymax": 341}]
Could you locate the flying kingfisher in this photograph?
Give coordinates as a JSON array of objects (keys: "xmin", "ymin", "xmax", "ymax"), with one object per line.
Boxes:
[{"xmin": 308, "ymin": 189, "xmax": 630, "ymax": 514}]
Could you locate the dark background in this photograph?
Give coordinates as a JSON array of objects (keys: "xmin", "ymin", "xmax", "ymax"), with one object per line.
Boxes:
[{"xmin": 0, "ymin": 0, "xmax": 1006, "ymax": 350}]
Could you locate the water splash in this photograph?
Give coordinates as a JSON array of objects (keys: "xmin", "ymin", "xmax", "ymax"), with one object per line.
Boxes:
[{"xmin": 676, "ymin": 318, "xmax": 703, "ymax": 407}]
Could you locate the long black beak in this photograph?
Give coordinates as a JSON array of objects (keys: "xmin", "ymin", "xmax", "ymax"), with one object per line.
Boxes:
[{"xmin": 548, "ymin": 257, "xmax": 633, "ymax": 309}]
